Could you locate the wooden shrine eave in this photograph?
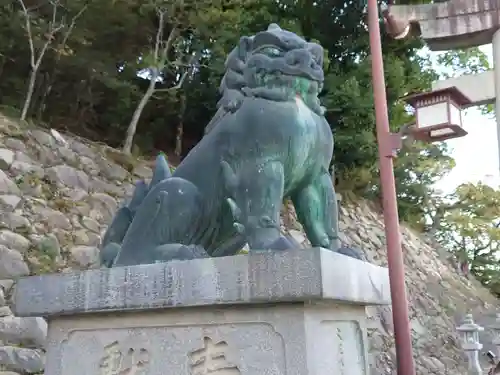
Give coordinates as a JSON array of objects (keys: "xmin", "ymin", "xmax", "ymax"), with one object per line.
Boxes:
[{"xmin": 385, "ymin": 0, "xmax": 500, "ymax": 51}]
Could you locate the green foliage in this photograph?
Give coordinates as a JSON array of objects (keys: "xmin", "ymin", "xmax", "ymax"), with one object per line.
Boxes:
[
  {"xmin": 436, "ymin": 48, "xmax": 490, "ymax": 77},
  {"xmin": 435, "ymin": 47, "xmax": 493, "ymax": 115},
  {"xmin": 0, "ymin": 0, "xmax": 496, "ymax": 291},
  {"xmin": 432, "ymin": 183, "xmax": 500, "ymax": 295},
  {"xmin": 393, "ymin": 142, "xmax": 456, "ymax": 226},
  {"xmin": 0, "ymin": 0, "xmax": 458, "ymax": 213}
]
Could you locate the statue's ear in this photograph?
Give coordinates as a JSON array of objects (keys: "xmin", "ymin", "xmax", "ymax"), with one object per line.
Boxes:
[
  {"xmin": 150, "ymin": 153, "xmax": 172, "ymax": 189},
  {"xmin": 238, "ymin": 36, "xmax": 253, "ymax": 59},
  {"xmin": 128, "ymin": 180, "xmax": 149, "ymax": 212}
]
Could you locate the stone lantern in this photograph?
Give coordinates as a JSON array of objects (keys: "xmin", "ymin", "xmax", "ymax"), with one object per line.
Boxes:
[
  {"xmin": 457, "ymin": 314, "xmax": 484, "ymax": 375},
  {"xmin": 402, "ymin": 86, "xmax": 471, "ymax": 142},
  {"xmin": 490, "ymin": 313, "xmax": 500, "ymax": 358}
]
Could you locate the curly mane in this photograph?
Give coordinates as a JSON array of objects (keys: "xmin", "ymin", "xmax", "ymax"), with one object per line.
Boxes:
[
  {"xmin": 204, "ymin": 23, "xmax": 325, "ymax": 134},
  {"xmin": 204, "ymin": 36, "xmax": 253, "ymax": 135}
]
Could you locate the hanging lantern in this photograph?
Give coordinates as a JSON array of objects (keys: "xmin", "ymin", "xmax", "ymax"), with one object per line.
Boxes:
[
  {"xmin": 402, "ymin": 86, "xmax": 471, "ymax": 142},
  {"xmin": 490, "ymin": 313, "xmax": 500, "ymax": 357}
]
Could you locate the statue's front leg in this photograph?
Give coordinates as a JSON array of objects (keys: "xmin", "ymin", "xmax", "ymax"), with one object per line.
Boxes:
[
  {"xmin": 291, "ymin": 168, "xmax": 340, "ymax": 251},
  {"xmin": 226, "ymin": 160, "xmax": 287, "ymax": 250}
]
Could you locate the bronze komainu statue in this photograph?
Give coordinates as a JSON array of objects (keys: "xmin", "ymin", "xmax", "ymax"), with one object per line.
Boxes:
[{"xmin": 100, "ymin": 24, "xmax": 360, "ymax": 267}]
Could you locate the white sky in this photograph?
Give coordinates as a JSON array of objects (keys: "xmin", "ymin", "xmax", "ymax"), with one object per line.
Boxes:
[
  {"xmin": 435, "ymin": 107, "xmax": 499, "ymax": 192},
  {"xmin": 429, "ymin": 45, "xmax": 500, "ymax": 193}
]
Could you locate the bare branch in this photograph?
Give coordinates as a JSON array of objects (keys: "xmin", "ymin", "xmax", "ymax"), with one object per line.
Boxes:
[
  {"xmin": 122, "ymin": 3, "xmax": 195, "ymax": 153},
  {"xmin": 153, "ymin": 10, "xmax": 166, "ymax": 61},
  {"xmin": 69, "ymin": 4, "xmax": 88, "ymax": 30},
  {"xmin": 33, "ymin": 1, "xmax": 65, "ymax": 69},
  {"xmin": 176, "ymin": 58, "xmax": 195, "ymax": 86},
  {"xmin": 154, "ymin": 53, "xmax": 198, "ymax": 93},
  {"xmin": 175, "ymin": 61, "xmax": 209, "ymax": 69},
  {"xmin": 17, "ymin": 0, "xmax": 35, "ymax": 68},
  {"xmin": 26, "ymin": 3, "xmax": 44, "ymax": 12},
  {"xmin": 17, "ymin": 0, "xmax": 85, "ymax": 122},
  {"xmin": 50, "ymin": 0, "xmax": 58, "ymax": 26},
  {"xmin": 57, "ymin": 3, "xmax": 88, "ymax": 59},
  {"xmin": 161, "ymin": 26, "xmax": 178, "ymax": 63}
]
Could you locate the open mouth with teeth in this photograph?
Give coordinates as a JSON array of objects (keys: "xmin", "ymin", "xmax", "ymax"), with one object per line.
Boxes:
[
  {"xmin": 246, "ymin": 69, "xmax": 324, "ymax": 116},
  {"xmin": 254, "ymin": 71, "xmax": 322, "ymax": 96}
]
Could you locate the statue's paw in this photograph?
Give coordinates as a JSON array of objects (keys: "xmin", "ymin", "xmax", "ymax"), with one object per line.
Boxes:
[
  {"xmin": 182, "ymin": 245, "xmax": 210, "ymax": 259},
  {"xmin": 153, "ymin": 244, "xmax": 209, "ymax": 263},
  {"xmin": 284, "ymin": 234, "xmax": 301, "ymax": 248},
  {"xmin": 336, "ymin": 246, "xmax": 365, "ymax": 261},
  {"xmin": 263, "ymin": 236, "xmax": 295, "ymax": 251},
  {"xmin": 100, "ymin": 242, "xmax": 121, "ymax": 268},
  {"xmin": 329, "ymin": 238, "xmax": 341, "ymax": 252}
]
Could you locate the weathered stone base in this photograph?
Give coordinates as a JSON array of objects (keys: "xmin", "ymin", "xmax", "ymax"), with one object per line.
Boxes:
[
  {"xmin": 47, "ymin": 302, "xmax": 369, "ymax": 375},
  {"xmin": 13, "ymin": 248, "xmax": 391, "ymax": 375}
]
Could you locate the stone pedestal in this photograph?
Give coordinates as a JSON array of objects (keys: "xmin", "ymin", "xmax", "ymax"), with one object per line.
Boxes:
[{"xmin": 13, "ymin": 248, "xmax": 390, "ymax": 375}]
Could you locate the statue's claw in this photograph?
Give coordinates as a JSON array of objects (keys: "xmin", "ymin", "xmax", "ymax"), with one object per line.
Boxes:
[
  {"xmin": 100, "ymin": 242, "xmax": 121, "ymax": 268},
  {"xmin": 336, "ymin": 246, "xmax": 364, "ymax": 261},
  {"xmin": 153, "ymin": 244, "xmax": 210, "ymax": 263},
  {"xmin": 226, "ymin": 197, "xmax": 246, "ymax": 235},
  {"xmin": 233, "ymin": 223, "xmax": 245, "ymax": 235},
  {"xmin": 226, "ymin": 197, "xmax": 241, "ymax": 219}
]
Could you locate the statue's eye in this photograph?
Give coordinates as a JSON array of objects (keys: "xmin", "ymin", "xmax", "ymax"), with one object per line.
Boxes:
[{"xmin": 261, "ymin": 47, "xmax": 283, "ymax": 57}]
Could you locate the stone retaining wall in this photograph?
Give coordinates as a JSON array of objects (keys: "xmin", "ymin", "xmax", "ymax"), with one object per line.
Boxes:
[{"xmin": 0, "ymin": 114, "xmax": 497, "ymax": 375}]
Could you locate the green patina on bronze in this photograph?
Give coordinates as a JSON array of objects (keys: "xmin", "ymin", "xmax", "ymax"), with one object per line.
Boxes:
[{"xmin": 100, "ymin": 24, "xmax": 359, "ymax": 267}]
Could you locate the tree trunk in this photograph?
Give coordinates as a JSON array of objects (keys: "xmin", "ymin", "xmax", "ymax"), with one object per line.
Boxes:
[
  {"xmin": 20, "ymin": 68, "xmax": 38, "ymax": 121},
  {"xmin": 37, "ymin": 74, "xmax": 54, "ymax": 120},
  {"xmin": 175, "ymin": 93, "xmax": 186, "ymax": 158},
  {"xmin": 32, "ymin": 72, "xmax": 49, "ymax": 121},
  {"xmin": 123, "ymin": 73, "xmax": 157, "ymax": 154},
  {"xmin": 0, "ymin": 58, "xmax": 5, "ymax": 81}
]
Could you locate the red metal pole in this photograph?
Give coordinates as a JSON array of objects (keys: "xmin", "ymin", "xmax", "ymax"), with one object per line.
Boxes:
[{"xmin": 366, "ymin": 1, "xmax": 416, "ymax": 375}]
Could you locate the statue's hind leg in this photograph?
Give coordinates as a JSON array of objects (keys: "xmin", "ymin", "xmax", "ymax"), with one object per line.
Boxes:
[{"xmin": 291, "ymin": 168, "xmax": 341, "ymax": 251}]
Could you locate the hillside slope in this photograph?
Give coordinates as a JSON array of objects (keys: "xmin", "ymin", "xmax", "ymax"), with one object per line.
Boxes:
[{"xmin": 0, "ymin": 113, "xmax": 497, "ymax": 375}]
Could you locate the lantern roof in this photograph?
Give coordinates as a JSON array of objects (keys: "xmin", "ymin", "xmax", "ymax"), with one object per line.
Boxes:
[
  {"xmin": 457, "ymin": 314, "xmax": 484, "ymax": 332},
  {"xmin": 402, "ymin": 86, "xmax": 472, "ymax": 108}
]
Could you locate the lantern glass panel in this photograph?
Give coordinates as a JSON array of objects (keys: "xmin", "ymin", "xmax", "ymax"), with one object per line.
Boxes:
[
  {"xmin": 465, "ymin": 331, "xmax": 474, "ymax": 343},
  {"xmin": 450, "ymin": 102, "xmax": 462, "ymax": 127},
  {"xmin": 417, "ymin": 102, "xmax": 448, "ymax": 129},
  {"xmin": 473, "ymin": 331, "xmax": 479, "ymax": 342}
]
